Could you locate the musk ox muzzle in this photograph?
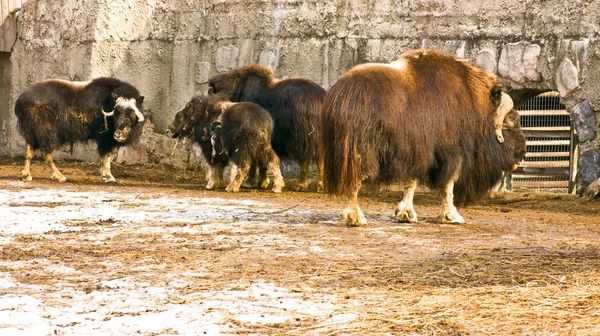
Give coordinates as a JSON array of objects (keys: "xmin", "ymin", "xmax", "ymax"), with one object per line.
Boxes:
[{"xmin": 110, "ymin": 97, "xmax": 144, "ymax": 142}]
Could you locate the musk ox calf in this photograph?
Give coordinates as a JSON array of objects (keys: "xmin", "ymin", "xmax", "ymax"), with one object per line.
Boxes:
[
  {"xmin": 320, "ymin": 49, "xmax": 527, "ymax": 226},
  {"xmin": 14, "ymin": 77, "xmax": 145, "ymax": 183},
  {"xmin": 208, "ymin": 64, "xmax": 326, "ymax": 191},
  {"xmin": 167, "ymin": 93, "xmax": 284, "ymax": 193}
]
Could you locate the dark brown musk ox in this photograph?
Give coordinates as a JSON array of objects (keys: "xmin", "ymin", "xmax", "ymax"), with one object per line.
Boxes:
[
  {"xmin": 208, "ymin": 64, "xmax": 326, "ymax": 191},
  {"xmin": 166, "ymin": 93, "xmax": 285, "ymax": 193},
  {"xmin": 320, "ymin": 48, "xmax": 527, "ymax": 226},
  {"xmin": 14, "ymin": 77, "xmax": 145, "ymax": 183}
]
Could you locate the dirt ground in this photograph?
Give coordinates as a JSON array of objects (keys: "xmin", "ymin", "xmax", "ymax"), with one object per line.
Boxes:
[{"xmin": 1, "ymin": 158, "xmax": 599, "ymax": 335}]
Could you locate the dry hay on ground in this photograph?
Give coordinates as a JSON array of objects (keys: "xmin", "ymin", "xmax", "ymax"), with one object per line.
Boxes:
[{"xmin": 0, "ymin": 160, "xmax": 599, "ymax": 335}]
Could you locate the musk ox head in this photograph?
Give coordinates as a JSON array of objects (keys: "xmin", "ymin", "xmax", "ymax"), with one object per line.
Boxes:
[
  {"xmin": 102, "ymin": 92, "xmax": 145, "ymax": 143},
  {"xmin": 166, "ymin": 93, "xmax": 229, "ymax": 142}
]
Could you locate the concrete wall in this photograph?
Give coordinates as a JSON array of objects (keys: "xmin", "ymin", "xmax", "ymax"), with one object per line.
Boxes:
[{"xmin": 1, "ymin": 0, "xmax": 600, "ymax": 188}]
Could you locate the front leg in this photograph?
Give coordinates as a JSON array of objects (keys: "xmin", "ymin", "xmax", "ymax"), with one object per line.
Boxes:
[
  {"xmin": 395, "ymin": 179, "xmax": 418, "ymax": 223},
  {"xmin": 99, "ymin": 152, "xmax": 116, "ymax": 183},
  {"xmin": 206, "ymin": 164, "xmax": 225, "ymax": 190}
]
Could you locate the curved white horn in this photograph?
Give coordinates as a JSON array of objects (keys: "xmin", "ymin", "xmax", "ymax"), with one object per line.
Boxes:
[
  {"xmin": 134, "ymin": 109, "xmax": 145, "ymax": 122},
  {"xmin": 494, "ymin": 92, "xmax": 514, "ymax": 143},
  {"xmin": 102, "ymin": 108, "xmax": 114, "ymax": 117}
]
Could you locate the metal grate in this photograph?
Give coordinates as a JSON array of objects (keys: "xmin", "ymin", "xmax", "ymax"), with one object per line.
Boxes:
[{"xmin": 505, "ymin": 92, "xmax": 577, "ymax": 193}]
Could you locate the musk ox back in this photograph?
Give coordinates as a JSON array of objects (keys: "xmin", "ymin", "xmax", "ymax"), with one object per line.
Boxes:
[
  {"xmin": 208, "ymin": 65, "xmax": 326, "ymax": 191},
  {"xmin": 320, "ymin": 48, "xmax": 526, "ymax": 226},
  {"xmin": 14, "ymin": 77, "xmax": 145, "ymax": 183}
]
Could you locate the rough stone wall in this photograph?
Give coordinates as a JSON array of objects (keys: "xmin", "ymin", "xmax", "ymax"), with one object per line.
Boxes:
[{"xmin": 1, "ymin": 0, "xmax": 600, "ymax": 189}]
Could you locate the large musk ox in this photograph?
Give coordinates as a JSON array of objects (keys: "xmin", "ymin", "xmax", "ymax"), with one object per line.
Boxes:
[
  {"xmin": 208, "ymin": 65, "xmax": 326, "ymax": 191},
  {"xmin": 14, "ymin": 77, "xmax": 145, "ymax": 183},
  {"xmin": 320, "ymin": 49, "xmax": 527, "ymax": 226},
  {"xmin": 166, "ymin": 93, "xmax": 284, "ymax": 193}
]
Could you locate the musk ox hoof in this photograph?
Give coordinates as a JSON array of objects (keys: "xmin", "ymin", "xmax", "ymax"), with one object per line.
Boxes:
[
  {"xmin": 316, "ymin": 182, "xmax": 323, "ymax": 193},
  {"xmin": 225, "ymin": 184, "xmax": 240, "ymax": 192},
  {"xmin": 342, "ymin": 208, "xmax": 367, "ymax": 227},
  {"xmin": 21, "ymin": 171, "xmax": 32, "ymax": 182},
  {"xmin": 295, "ymin": 182, "xmax": 308, "ymax": 192},
  {"xmin": 52, "ymin": 173, "xmax": 67, "ymax": 183},
  {"xmin": 439, "ymin": 209, "xmax": 465, "ymax": 224},
  {"xmin": 395, "ymin": 201, "xmax": 418, "ymax": 223},
  {"xmin": 101, "ymin": 175, "xmax": 116, "ymax": 183},
  {"xmin": 258, "ymin": 178, "xmax": 270, "ymax": 189}
]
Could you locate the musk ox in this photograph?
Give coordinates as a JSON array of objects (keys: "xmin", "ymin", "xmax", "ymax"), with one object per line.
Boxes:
[
  {"xmin": 166, "ymin": 93, "xmax": 284, "ymax": 193},
  {"xmin": 14, "ymin": 77, "xmax": 145, "ymax": 183},
  {"xmin": 208, "ymin": 64, "xmax": 326, "ymax": 191},
  {"xmin": 320, "ymin": 49, "xmax": 527, "ymax": 226}
]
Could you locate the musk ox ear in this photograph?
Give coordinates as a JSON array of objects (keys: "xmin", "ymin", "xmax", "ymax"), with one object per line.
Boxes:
[
  {"xmin": 490, "ymin": 83, "xmax": 503, "ymax": 106},
  {"xmin": 111, "ymin": 92, "xmax": 119, "ymax": 101}
]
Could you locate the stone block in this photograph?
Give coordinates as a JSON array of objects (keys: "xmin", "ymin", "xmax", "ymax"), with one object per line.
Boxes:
[
  {"xmin": 498, "ymin": 42, "xmax": 541, "ymax": 82},
  {"xmin": 555, "ymin": 58, "xmax": 579, "ymax": 97},
  {"xmin": 216, "ymin": 45, "xmax": 239, "ymax": 72},
  {"xmin": 475, "ymin": 49, "xmax": 496, "ymax": 73}
]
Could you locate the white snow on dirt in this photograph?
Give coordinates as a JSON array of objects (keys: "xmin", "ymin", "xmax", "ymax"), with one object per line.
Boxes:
[{"xmin": 0, "ymin": 181, "xmax": 351, "ymax": 335}]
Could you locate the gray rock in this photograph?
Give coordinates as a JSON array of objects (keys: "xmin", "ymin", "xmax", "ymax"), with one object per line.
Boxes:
[
  {"xmin": 572, "ymin": 99, "xmax": 597, "ymax": 142},
  {"xmin": 578, "ymin": 149, "xmax": 600, "ymax": 193}
]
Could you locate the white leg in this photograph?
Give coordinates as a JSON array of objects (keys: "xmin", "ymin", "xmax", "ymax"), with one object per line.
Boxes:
[
  {"xmin": 99, "ymin": 153, "xmax": 116, "ymax": 183},
  {"xmin": 438, "ymin": 179, "xmax": 465, "ymax": 224},
  {"xmin": 341, "ymin": 187, "xmax": 367, "ymax": 226},
  {"xmin": 206, "ymin": 165, "xmax": 224, "ymax": 190},
  {"xmin": 395, "ymin": 179, "xmax": 418, "ymax": 223},
  {"xmin": 21, "ymin": 143, "xmax": 34, "ymax": 181},
  {"xmin": 206, "ymin": 166, "xmax": 216, "ymax": 190},
  {"xmin": 44, "ymin": 151, "xmax": 67, "ymax": 182},
  {"xmin": 268, "ymin": 154, "xmax": 285, "ymax": 193},
  {"xmin": 226, "ymin": 163, "xmax": 249, "ymax": 192}
]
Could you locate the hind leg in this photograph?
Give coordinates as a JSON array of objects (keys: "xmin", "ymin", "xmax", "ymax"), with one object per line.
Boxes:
[
  {"xmin": 257, "ymin": 163, "xmax": 270, "ymax": 189},
  {"xmin": 296, "ymin": 160, "xmax": 310, "ymax": 191},
  {"xmin": 438, "ymin": 178, "xmax": 465, "ymax": 224},
  {"xmin": 243, "ymin": 162, "xmax": 261, "ymax": 188},
  {"xmin": 21, "ymin": 143, "xmax": 35, "ymax": 181},
  {"xmin": 99, "ymin": 152, "xmax": 116, "ymax": 183},
  {"xmin": 316, "ymin": 157, "xmax": 324, "ymax": 193},
  {"xmin": 43, "ymin": 150, "xmax": 67, "ymax": 182},
  {"xmin": 226, "ymin": 161, "xmax": 250, "ymax": 192},
  {"xmin": 342, "ymin": 182, "xmax": 367, "ymax": 226},
  {"xmin": 266, "ymin": 150, "xmax": 285, "ymax": 193},
  {"xmin": 395, "ymin": 179, "xmax": 418, "ymax": 223}
]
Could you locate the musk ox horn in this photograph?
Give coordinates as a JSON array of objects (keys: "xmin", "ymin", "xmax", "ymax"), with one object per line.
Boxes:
[
  {"xmin": 494, "ymin": 92, "xmax": 514, "ymax": 143},
  {"xmin": 134, "ymin": 108, "xmax": 145, "ymax": 122},
  {"xmin": 102, "ymin": 108, "xmax": 114, "ymax": 117}
]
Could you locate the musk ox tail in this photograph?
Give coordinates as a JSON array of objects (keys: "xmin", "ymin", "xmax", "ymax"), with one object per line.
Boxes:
[{"xmin": 320, "ymin": 78, "xmax": 380, "ymax": 196}]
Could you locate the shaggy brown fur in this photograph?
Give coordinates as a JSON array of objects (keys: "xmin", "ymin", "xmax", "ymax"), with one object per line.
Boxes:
[
  {"xmin": 14, "ymin": 77, "xmax": 145, "ymax": 183},
  {"xmin": 208, "ymin": 64, "xmax": 326, "ymax": 191},
  {"xmin": 167, "ymin": 93, "xmax": 284, "ymax": 192},
  {"xmin": 320, "ymin": 49, "xmax": 527, "ymax": 223}
]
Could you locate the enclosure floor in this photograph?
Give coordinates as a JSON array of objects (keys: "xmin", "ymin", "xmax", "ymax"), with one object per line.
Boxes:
[{"xmin": 1, "ymin": 159, "xmax": 599, "ymax": 335}]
